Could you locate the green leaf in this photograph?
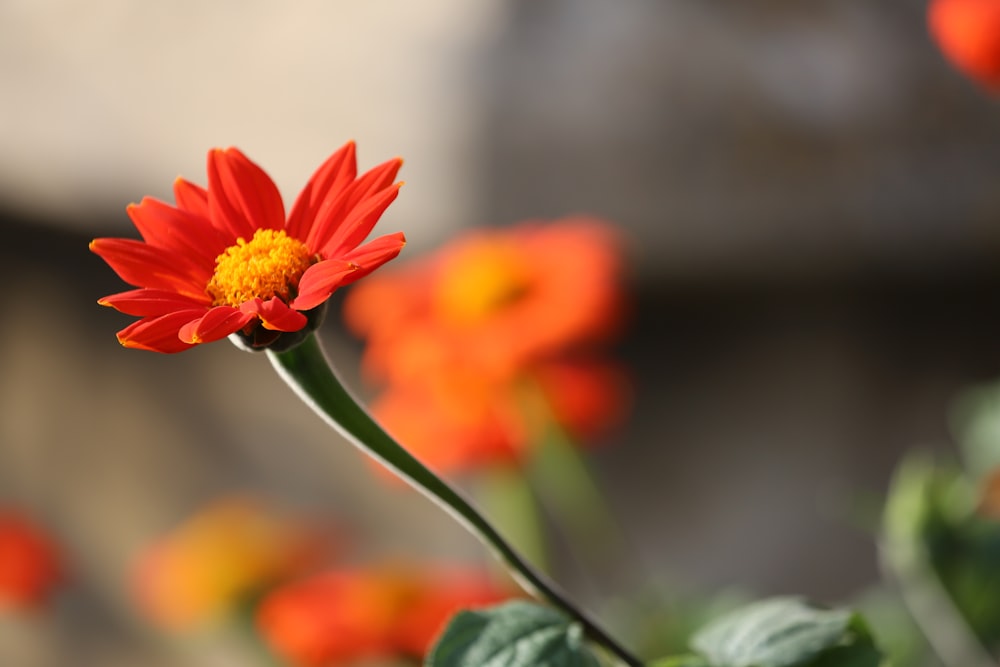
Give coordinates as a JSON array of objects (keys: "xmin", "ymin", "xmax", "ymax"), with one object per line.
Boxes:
[
  {"xmin": 882, "ymin": 452, "xmax": 1000, "ymax": 657},
  {"xmin": 803, "ymin": 615, "xmax": 883, "ymax": 667},
  {"xmin": 690, "ymin": 597, "xmax": 879, "ymax": 667},
  {"xmin": 951, "ymin": 379, "xmax": 1000, "ymax": 480},
  {"xmin": 426, "ymin": 600, "xmax": 602, "ymax": 667}
]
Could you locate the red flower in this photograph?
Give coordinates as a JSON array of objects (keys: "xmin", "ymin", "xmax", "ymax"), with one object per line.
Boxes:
[
  {"xmin": 343, "ymin": 218, "xmax": 624, "ymax": 384},
  {"xmin": 0, "ymin": 510, "xmax": 62, "ymax": 610},
  {"xmin": 343, "ymin": 218, "xmax": 630, "ymax": 474},
  {"xmin": 928, "ymin": 0, "xmax": 1000, "ymax": 91},
  {"xmin": 91, "ymin": 142, "xmax": 405, "ymax": 353},
  {"xmin": 256, "ymin": 564, "xmax": 510, "ymax": 665}
]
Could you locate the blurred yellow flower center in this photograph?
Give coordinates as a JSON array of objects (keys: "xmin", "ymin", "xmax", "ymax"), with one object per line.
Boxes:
[
  {"xmin": 206, "ymin": 229, "xmax": 314, "ymax": 307},
  {"xmin": 436, "ymin": 243, "xmax": 531, "ymax": 324}
]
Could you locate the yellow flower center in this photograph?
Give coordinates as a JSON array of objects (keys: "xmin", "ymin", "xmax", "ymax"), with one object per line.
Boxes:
[
  {"xmin": 435, "ymin": 242, "xmax": 532, "ymax": 325},
  {"xmin": 206, "ymin": 229, "xmax": 315, "ymax": 307}
]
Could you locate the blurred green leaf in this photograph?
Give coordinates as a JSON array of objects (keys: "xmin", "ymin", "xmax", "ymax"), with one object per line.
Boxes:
[
  {"xmin": 620, "ymin": 585, "xmax": 751, "ymax": 660},
  {"xmin": 646, "ymin": 656, "xmax": 711, "ymax": 667},
  {"xmin": 425, "ymin": 600, "xmax": 601, "ymax": 667},
  {"xmin": 881, "ymin": 454, "xmax": 975, "ymax": 559},
  {"xmin": 804, "ymin": 616, "xmax": 883, "ymax": 667},
  {"xmin": 951, "ymin": 380, "xmax": 1000, "ymax": 480},
  {"xmin": 880, "ymin": 452, "xmax": 1000, "ymax": 666},
  {"xmin": 690, "ymin": 597, "xmax": 881, "ymax": 667},
  {"xmin": 850, "ymin": 586, "xmax": 930, "ymax": 667}
]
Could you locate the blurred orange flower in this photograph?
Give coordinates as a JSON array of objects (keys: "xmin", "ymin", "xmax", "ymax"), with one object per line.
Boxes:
[
  {"xmin": 343, "ymin": 218, "xmax": 630, "ymax": 474},
  {"xmin": 345, "ymin": 218, "xmax": 624, "ymax": 384},
  {"xmin": 91, "ymin": 142, "xmax": 405, "ymax": 353},
  {"xmin": 928, "ymin": 0, "xmax": 1000, "ymax": 91},
  {"xmin": 256, "ymin": 564, "xmax": 510, "ymax": 665},
  {"xmin": 131, "ymin": 496, "xmax": 333, "ymax": 630},
  {"xmin": 0, "ymin": 510, "xmax": 62, "ymax": 610}
]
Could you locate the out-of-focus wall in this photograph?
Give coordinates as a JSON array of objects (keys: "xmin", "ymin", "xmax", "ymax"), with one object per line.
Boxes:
[
  {"xmin": 0, "ymin": 0, "xmax": 506, "ymax": 249},
  {"xmin": 478, "ymin": 0, "xmax": 1000, "ymax": 283}
]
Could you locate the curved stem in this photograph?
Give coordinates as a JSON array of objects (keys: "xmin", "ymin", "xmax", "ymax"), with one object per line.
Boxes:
[{"xmin": 268, "ymin": 334, "xmax": 642, "ymax": 667}]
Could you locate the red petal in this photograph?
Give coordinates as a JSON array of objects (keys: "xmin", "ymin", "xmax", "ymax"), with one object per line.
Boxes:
[
  {"xmin": 305, "ymin": 158, "xmax": 402, "ymax": 253},
  {"xmin": 116, "ymin": 309, "xmax": 206, "ymax": 353},
  {"xmin": 302, "ymin": 185, "xmax": 353, "ymax": 252},
  {"xmin": 286, "ymin": 142, "xmax": 358, "ymax": 241},
  {"xmin": 290, "ymin": 260, "xmax": 359, "ymax": 311},
  {"xmin": 207, "ymin": 148, "xmax": 285, "ymax": 239},
  {"xmin": 241, "ymin": 297, "xmax": 308, "ymax": 332},
  {"xmin": 338, "ymin": 232, "xmax": 406, "ymax": 285},
  {"xmin": 178, "ymin": 306, "xmax": 255, "ymax": 344},
  {"xmin": 90, "ymin": 238, "xmax": 207, "ymax": 299},
  {"xmin": 317, "ymin": 184, "xmax": 402, "ymax": 258},
  {"xmin": 174, "ymin": 177, "xmax": 210, "ymax": 219},
  {"xmin": 98, "ymin": 288, "xmax": 210, "ymax": 316},
  {"xmin": 127, "ymin": 197, "xmax": 227, "ymax": 267},
  {"xmin": 342, "ymin": 158, "xmax": 403, "ymax": 212}
]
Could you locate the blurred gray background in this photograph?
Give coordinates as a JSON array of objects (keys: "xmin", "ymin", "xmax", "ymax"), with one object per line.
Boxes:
[{"xmin": 3, "ymin": 0, "xmax": 1000, "ymax": 664}]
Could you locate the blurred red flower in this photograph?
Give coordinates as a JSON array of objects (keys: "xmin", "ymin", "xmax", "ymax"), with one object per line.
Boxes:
[
  {"xmin": 91, "ymin": 142, "xmax": 405, "ymax": 353},
  {"xmin": 0, "ymin": 510, "xmax": 62, "ymax": 610},
  {"xmin": 131, "ymin": 496, "xmax": 333, "ymax": 630},
  {"xmin": 256, "ymin": 564, "xmax": 510, "ymax": 665},
  {"xmin": 345, "ymin": 219, "xmax": 624, "ymax": 383},
  {"xmin": 928, "ymin": 0, "xmax": 1000, "ymax": 90},
  {"xmin": 343, "ymin": 218, "xmax": 630, "ymax": 473}
]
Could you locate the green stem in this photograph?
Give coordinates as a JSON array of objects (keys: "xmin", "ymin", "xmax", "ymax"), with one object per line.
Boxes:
[
  {"xmin": 477, "ymin": 466, "xmax": 552, "ymax": 576},
  {"xmin": 267, "ymin": 334, "xmax": 643, "ymax": 667},
  {"xmin": 529, "ymin": 416, "xmax": 630, "ymax": 575}
]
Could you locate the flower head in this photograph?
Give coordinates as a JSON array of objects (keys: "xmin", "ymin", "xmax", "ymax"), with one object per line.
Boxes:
[
  {"xmin": 928, "ymin": 0, "xmax": 1000, "ymax": 91},
  {"xmin": 344, "ymin": 218, "xmax": 630, "ymax": 474},
  {"xmin": 256, "ymin": 564, "xmax": 510, "ymax": 665},
  {"xmin": 131, "ymin": 496, "xmax": 333, "ymax": 630},
  {"xmin": 0, "ymin": 509, "xmax": 63, "ymax": 610},
  {"xmin": 91, "ymin": 142, "xmax": 405, "ymax": 353},
  {"xmin": 345, "ymin": 218, "xmax": 624, "ymax": 384}
]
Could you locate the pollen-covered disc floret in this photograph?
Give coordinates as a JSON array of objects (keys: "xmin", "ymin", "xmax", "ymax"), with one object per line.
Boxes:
[{"xmin": 206, "ymin": 229, "xmax": 315, "ymax": 307}]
